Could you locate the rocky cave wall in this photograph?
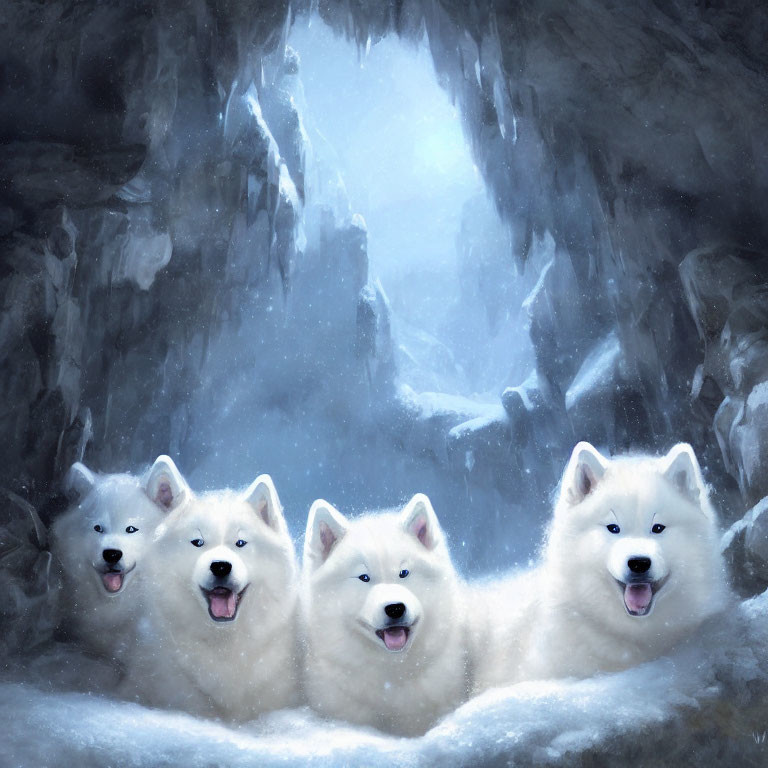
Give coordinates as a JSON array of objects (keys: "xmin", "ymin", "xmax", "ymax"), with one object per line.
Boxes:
[{"xmin": 1, "ymin": 0, "xmax": 768, "ymax": 585}]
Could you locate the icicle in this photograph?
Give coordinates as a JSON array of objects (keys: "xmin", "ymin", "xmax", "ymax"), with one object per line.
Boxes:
[
  {"xmin": 279, "ymin": 3, "xmax": 292, "ymax": 58},
  {"xmin": 493, "ymin": 77, "xmax": 506, "ymax": 140},
  {"xmin": 222, "ymin": 78, "xmax": 239, "ymax": 140}
]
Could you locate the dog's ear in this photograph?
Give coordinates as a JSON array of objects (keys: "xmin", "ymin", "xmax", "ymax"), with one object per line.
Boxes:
[
  {"xmin": 563, "ymin": 442, "xmax": 608, "ymax": 505},
  {"xmin": 64, "ymin": 462, "xmax": 96, "ymax": 502},
  {"xmin": 305, "ymin": 500, "xmax": 348, "ymax": 569},
  {"xmin": 662, "ymin": 443, "xmax": 705, "ymax": 504},
  {"xmin": 401, "ymin": 493, "xmax": 442, "ymax": 550},
  {"xmin": 242, "ymin": 474, "xmax": 286, "ymax": 533},
  {"xmin": 144, "ymin": 455, "xmax": 189, "ymax": 511}
]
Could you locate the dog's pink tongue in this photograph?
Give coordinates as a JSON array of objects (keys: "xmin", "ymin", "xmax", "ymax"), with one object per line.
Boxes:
[
  {"xmin": 210, "ymin": 590, "xmax": 236, "ymax": 619},
  {"xmin": 625, "ymin": 583, "xmax": 652, "ymax": 613},
  {"xmin": 383, "ymin": 628, "xmax": 407, "ymax": 651},
  {"xmin": 102, "ymin": 572, "xmax": 123, "ymax": 593}
]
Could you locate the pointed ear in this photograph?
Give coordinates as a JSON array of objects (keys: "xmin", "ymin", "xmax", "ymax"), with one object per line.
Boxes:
[
  {"xmin": 64, "ymin": 462, "xmax": 96, "ymax": 502},
  {"xmin": 401, "ymin": 493, "xmax": 442, "ymax": 550},
  {"xmin": 304, "ymin": 500, "xmax": 349, "ymax": 570},
  {"xmin": 662, "ymin": 444, "xmax": 704, "ymax": 504},
  {"xmin": 144, "ymin": 455, "xmax": 189, "ymax": 511},
  {"xmin": 563, "ymin": 442, "xmax": 608, "ymax": 505},
  {"xmin": 242, "ymin": 474, "xmax": 287, "ymax": 534}
]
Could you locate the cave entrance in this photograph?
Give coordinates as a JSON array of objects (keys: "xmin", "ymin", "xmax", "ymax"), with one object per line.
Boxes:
[{"xmin": 288, "ymin": 17, "xmax": 535, "ymax": 402}]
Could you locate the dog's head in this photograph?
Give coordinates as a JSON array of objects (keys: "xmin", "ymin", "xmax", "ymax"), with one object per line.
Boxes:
[
  {"xmin": 303, "ymin": 494, "xmax": 458, "ymax": 657},
  {"xmin": 152, "ymin": 474, "xmax": 295, "ymax": 627},
  {"xmin": 54, "ymin": 456, "xmax": 188, "ymax": 597},
  {"xmin": 550, "ymin": 441, "xmax": 724, "ymax": 625}
]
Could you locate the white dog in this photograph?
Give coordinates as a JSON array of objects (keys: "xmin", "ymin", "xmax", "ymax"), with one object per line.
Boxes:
[
  {"xmin": 302, "ymin": 494, "xmax": 469, "ymax": 736},
  {"xmin": 472, "ymin": 442, "xmax": 729, "ymax": 690},
  {"xmin": 50, "ymin": 455, "xmax": 187, "ymax": 660},
  {"xmin": 124, "ymin": 473, "xmax": 300, "ymax": 720}
]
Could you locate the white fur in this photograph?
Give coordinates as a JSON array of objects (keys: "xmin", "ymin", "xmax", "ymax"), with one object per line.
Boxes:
[
  {"xmin": 302, "ymin": 494, "xmax": 470, "ymax": 736},
  {"xmin": 472, "ymin": 442, "xmax": 729, "ymax": 690},
  {"xmin": 124, "ymin": 474, "xmax": 299, "ymax": 720},
  {"xmin": 50, "ymin": 456, "xmax": 186, "ymax": 659}
]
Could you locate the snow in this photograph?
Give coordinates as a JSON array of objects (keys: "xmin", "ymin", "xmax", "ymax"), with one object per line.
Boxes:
[
  {"xmin": 399, "ymin": 385, "xmax": 501, "ymax": 422},
  {"xmin": 3, "ymin": 593, "xmax": 768, "ymax": 767},
  {"xmin": 448, "ymin": 411, "xmax": 506, "ymax": 441},
  {"xmin": 747, "ymin": 381, "xmax": 768, "ymax": 411}
]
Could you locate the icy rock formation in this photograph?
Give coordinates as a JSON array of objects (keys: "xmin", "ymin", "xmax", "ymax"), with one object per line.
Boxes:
[{"xmin": 0, "ymin": 3, "xmax": 391, "ymax": 517}]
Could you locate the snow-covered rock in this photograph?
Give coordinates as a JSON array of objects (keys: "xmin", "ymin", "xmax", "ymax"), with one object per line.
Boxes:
[{"xmin": 722, "ymin": 496, "xmax": 768, "ymax": 597}]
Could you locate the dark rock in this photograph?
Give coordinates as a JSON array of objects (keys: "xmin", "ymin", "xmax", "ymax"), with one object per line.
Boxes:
[
  {"xmin": 681, "ymin": 246, "xmax": 768, "ymax": 506},
  {"xmin": 722, "ymin": 496, "xmax": 768, "ymax": 597}
]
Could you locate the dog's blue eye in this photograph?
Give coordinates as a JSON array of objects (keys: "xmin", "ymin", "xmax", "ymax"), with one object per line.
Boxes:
[
  {"xmin": 358, "ymin": 574, "xmax": 370, "ymax": 582},
  {"xmin": 651, "ymin": 523, "xmax": 666, "ymax": 534},
  {"xmin": 606, "ymin": 524, "xmax": 620, "ymax": 534},
  {"xmin": 125, "ymin": 526, "xmax": 138, "ymax": 534},
  {"xmin": 191, "ymin": 538, "xmax": 204, "ymax": 547},
  {"xmin": 236, "ymin": 539, "xmax": 247, "ymax": 548},
  {"xmin": 94, "ymin": 525, "xmax": 103, "ymax": 533},
  {"xmin": 399, "ymin": 569, "xmax": 409, "ymax": 579}
]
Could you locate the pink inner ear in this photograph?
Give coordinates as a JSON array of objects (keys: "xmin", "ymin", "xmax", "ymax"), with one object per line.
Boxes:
[
  {"xmin": 569, "ymin": 460, "xmax": 601, "ymax": 504},
  {"xmin": 155, "ymin": 481, "xmax": 174, "ymax": 509},
  {"xmin": 319, "ymin": 521, "xmax": 337, "ymax": 559},
  {"xmin": 671, "ymin": 469, "xmax": 698, "ymax": 499},
  {"xmin": 409, "ymin": 515, "xmax": 431, "ymax": 548},
  {"xmin": 578, "ymin": 464, "xmax": 595, "ymax": 497},
  {"xmin": 258, "ymin": 498, "xmax": 270, "ymax": 526}
]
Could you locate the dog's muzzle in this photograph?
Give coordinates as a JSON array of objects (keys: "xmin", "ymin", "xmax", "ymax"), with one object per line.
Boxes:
[
  {"xmin": 95, "ymin": 562, "xmax": 134, "ymax": 594},
  {"xmin": 615, "ymin": 573, "xmax": 669, "ymax": 617},
  {"xmin": 200, "ymin": 584, "xmax": 248, "ymax": 622},
  {"xmin": 373, "ymin": 610, "xmax": 419, "ymax": 652}
]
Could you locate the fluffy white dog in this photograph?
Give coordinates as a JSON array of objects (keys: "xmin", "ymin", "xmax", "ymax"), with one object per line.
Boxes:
[
  {"xmin": 302, "ymin": 494, "xmax": 470, "ymax": 736},
  {"xmin": 472, "ymin": 442, "xmax": 729, "ymax": 690},
  {"xmin": 124, "ymin": 473, "xmax": 300, "ymax": 720},
  {"xmin": 50, "ymin": 455, "xmax": 187, "ymax": 659}
]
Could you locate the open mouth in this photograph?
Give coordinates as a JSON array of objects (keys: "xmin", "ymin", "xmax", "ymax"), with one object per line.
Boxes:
[
  {"xmin": 373, "ymin": 618, "xmax": 419, "ymax": 652},
  {"xmin": 97, "ymin": 564, "xmax": 134, "ymax": 594},
  {"xmin": 615, "ymin": 574, "xmax": 669, "ymax": 616},
  {"xmin": 201, "ymin": 585, "xmax": 248, "ymax": 622},
  {"xmin": 375, "ymin": 626, "xmax": 410, "ymax": 651}
]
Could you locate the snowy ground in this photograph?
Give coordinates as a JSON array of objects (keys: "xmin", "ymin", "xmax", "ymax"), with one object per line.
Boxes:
[{"xmin": 3, "ymin": 593, "xmax": 768, "ymax": 767}]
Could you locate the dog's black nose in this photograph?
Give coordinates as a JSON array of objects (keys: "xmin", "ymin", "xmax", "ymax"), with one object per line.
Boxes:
[
  {"xmin": 210, "ymin": 561, "xmax": 232, "ymax": 578},
  {"xmin": 628, "ymin": 557, "xmax": 652, "ymax": 574},
  {"xmin": 102, "ymin": 548, "xmax": 122, "ymax": 565},
  {"xmin": 385, "ymin": 602, "xmax": 406, "ymax": 620}
]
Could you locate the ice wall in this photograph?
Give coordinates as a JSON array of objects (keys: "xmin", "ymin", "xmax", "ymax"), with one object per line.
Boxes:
[{"xmin": 0, "ymin": 3, "xmax": 398, "ymax": 539}]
